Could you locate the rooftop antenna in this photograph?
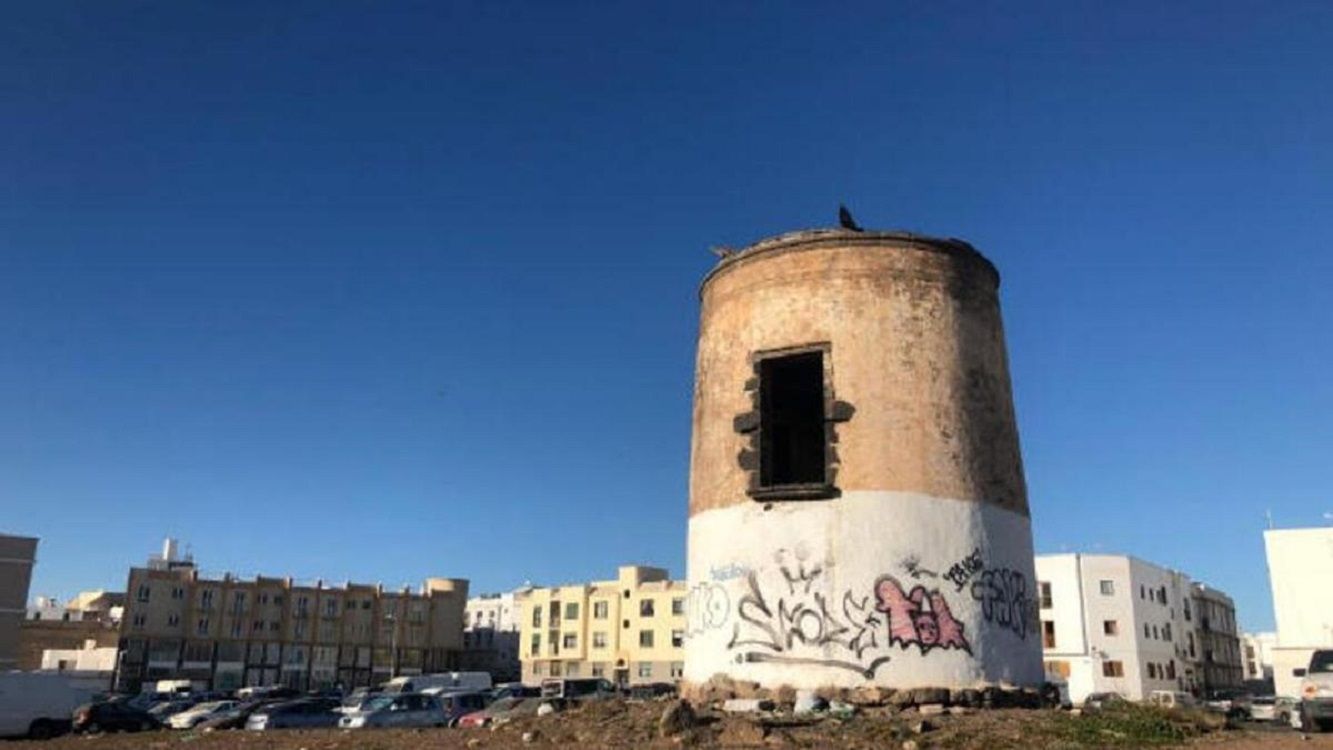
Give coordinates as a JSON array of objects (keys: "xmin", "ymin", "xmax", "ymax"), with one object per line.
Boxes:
[{"xmin": 1265, "ymin": 509, "xmax": 1274, "ymax": 530}]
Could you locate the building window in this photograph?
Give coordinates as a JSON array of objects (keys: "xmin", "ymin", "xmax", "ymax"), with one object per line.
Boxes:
[
  {"xmin": 1140, "ymin": 585, "xmax": 1145, "ymax": 600},
  {"xmin": 1158, "ymin": 586, "xmax": 1167, "ymax": 605},
  {"xmin": 671, "ymin": 662, "xmax": 684, "ymax": 679},
  {"xmin": 532, "ymin": 608, "xmax": 542, "ymax": 628},
  {"xmin": 530, "ymin": 634, "xmax": 540, "ymax": 656},
  {"xmin": 325, "ymin": 599, "xmax": 338, "ymax": 617},
  {"xmin": 1103, "ymin": 661, "xmax": 1124, "ymax": 678},
  {"xmin": 1163, "ymin": 624, "xmax": 1172, "ymax": 641},
  {"xmin": 136, "ymin": 584, "xmax": 151, "ymax": 603},
  {"xmin": 638, "ymin": 662, "xmax": 653, "ymax": 678},
  {"xmin": 757, "ymin": 349, "xmax": 827, "ymax": 492},
  {"xmin": 566, "ymin": 662, "xmax": 579, "ymax": 677},
  {"xmin": 1152, "ymin": 625, "xmax": 1159, "ymax": 640},
  {"xmin": 562, "ymin": 634, "xmax": 577, "ymax": 649},
  {"xmin": 1039, "ymin": 582, "xmax": 1052, "ymax": 609},
  {"xmin": 532, "ymin": 662, "xmax": 543, "ymax": 677},
  {"xmin": 640, "ymin": 599, "xmax": 655, "ymax": 617},
  {"xmin": 132, "ymin": 613, "xmax": 146, "ymax": 628},
  {"xmin": 1148, "ymin": 663, "xmax": 1157, "ymax": 679},
  {"xmin": 1099, "ymin": 580, "xmax": 1114, "ymax": 596},
  {"xmin": 671, "ymin": 598, "xmax": 685, "ymax": 616},
  {"xmin": 593, "ymin": 601, "xmax": 608, "ymax": 619},
  {"xmin": 270, "ymin": 621, "xmax": 280, "ymax": 632},
  {"xmin": 671, "ymin": 629, "xmax": 684, "ymax": 648},
  {"xmin": 171, "ymin": 587, "xmax": 184, "ymax": 600},
  {"xmin": 564, "ymin": 603, "xmax": 579, "ymax": 620},
  {"xmin": 1184, "ymin": 600, "xmax": 1192, "ymax": 621},
  {"xmin": 1166, "ymin": 661, "xmax": 1176, "ymax": 680},
  {"xmin": 167, "ymin": 614, "xmax": 180, "ymax": 627},
  {"xmin": 639, "ymin": 630, "xmax": 654, "ymax": 648},
  {"xmin": 1042, "ymin": 621, "xmax": 1055, "ymax": 649},
  {"xmin": 549, "ymin": 662, "xmax": 562, "ymax": 677},
  {"xmin": 591, "ymin": 663, "xmax": 604, "ymax": 677},
  {"xmin": 201, "ymin": 589, "xmax": 215, "ymax": 609},
  {"xmin": 1103, "ymin": 620, "xmax": 1118, "ymax": 636},
  {"xmin": 592, "ymin": 632, "xmax": 607, "ymax": 649},
  {"xmin": 197, "ymin": 618, "xmax": 209, "ymax": 635}
]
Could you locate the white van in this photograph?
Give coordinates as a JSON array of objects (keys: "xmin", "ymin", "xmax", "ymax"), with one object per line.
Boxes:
[
  {"xmin": 384, "ymin": 672, "xmax": 492, "ymax": 695},
  {"xmin": 0, "ymin": 672, "xmax": 100, "ymax": 739}
]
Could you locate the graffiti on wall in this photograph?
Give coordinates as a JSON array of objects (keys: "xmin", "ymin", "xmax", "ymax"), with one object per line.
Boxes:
[
  {"xmin": 873, "ymin": 575, "xmax": 972, "ymax": 654},
  {"xmin": 698, "ymin": 546, "xmax": 1030, "ymax": 677},
  {"xmin": 969, "ymin": 566, "xmax": 1033, "ymax": 640},
  {"xmin": 686, "ymin": 582, "xmax": 731, "ymax": 636}
]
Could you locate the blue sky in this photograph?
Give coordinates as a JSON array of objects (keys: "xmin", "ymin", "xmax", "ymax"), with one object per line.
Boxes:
[{"xmin": 3, "ymin": 1, "xmax": 1330, "ymax": 632}]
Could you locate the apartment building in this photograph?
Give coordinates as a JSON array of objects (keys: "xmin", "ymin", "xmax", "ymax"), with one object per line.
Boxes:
[
  {"xmin": 0, "ymin": 533, "xmax": 39, "ymax": 670},
  {"xmin": 518, "ymin": 566, "xmax": 685, "ymax": 687},
  {"xmin": 1191, "ymin": 584, "xmax": 1243, "ymax": 692},
  {"xmin": 460, "ymin": 586, "xmax": 529, "ymax": 682},
  {"xmin": 1241, "ymin": 631, "xmax": 1277, "ymax": 687},
  {"xmin": 115, "ymin": 540, "xmax": 468, "ymax": 693},
  {"xmin": 1264, "ymin": 527, "xmax": 1333, "ymax": 698},
  {"xmin": 1036, "ymin": 554, "xmax": 1208, "ymax": 702}
]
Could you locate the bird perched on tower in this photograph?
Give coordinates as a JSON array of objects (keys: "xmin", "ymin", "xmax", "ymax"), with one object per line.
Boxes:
[{"xmin": 838, "ymin": 204, "xmax": 864, "ymax": 232}]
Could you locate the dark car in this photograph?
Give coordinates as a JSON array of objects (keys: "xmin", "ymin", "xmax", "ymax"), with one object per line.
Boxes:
[
  {"xmin": 244, "ymin": 698, "xmax": 341, "ymax": 730},
  {"xmin": 626, "ymin": 682, "xmax": 678, "ymax": 700},
  {"xmin": 194, "ymin": 698, "xmax": 281, "ymax": 731},
  {"xmin": 72, "ymin": 701, "xmax": 162, "ymax": 734}
]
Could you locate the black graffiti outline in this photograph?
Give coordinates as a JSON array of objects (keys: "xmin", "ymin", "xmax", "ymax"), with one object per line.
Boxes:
[
  {"xmin": 726, "ymin": 571, "xmax": 883, "ymax": 674},
  {"xmin": 969, "ymin": 566, "xmax": 1032, "ymax": 640},
  {"xmin": 686, "ymin": 582, "xmax": 731, "ymax": 636}
]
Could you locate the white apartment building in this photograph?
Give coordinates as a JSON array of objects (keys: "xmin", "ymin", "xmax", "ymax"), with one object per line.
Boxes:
[
  {"xmin": 1264, "ymin": 527, "xmax": 1333, "ymax": 698},
  {"xmin": 1242, "ymin": 631, "xmax": 1278, "ymax": 684},
  {"xmin": 1036, "ymin": 554, "xmax": 1201, "ymax": 702},
  {"xmin": 460, "ymin": 587, "xmax": 530, "ymax": 682}
]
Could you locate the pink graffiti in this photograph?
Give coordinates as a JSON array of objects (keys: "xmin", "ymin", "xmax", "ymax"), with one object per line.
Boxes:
[{"xmin": 873, "ymin": 575, "xmax": 971, "ymax": 654}]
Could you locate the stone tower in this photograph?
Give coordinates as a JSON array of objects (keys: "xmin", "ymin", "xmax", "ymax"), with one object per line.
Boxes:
[{"xmin": 684, "ymin": 227, "xmax": 1042, "ymax": 692}]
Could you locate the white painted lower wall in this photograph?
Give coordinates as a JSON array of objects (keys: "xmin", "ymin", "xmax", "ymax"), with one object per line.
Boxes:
[{"xmin": 685, "ymin": 490, "xmax": 1043, "ymax": 689}]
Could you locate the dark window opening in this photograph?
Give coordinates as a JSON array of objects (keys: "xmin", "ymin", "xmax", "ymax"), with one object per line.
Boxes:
[{"xmin": 759, "ymin": 351, "xmax": 825, "ymax": 487}]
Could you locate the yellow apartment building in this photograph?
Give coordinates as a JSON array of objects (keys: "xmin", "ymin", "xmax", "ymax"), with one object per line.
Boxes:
[
  {"xmin": 115, "ymin": 540, "xmax": 467, "ymax": 693},
  {"xmin": 518, "ymin": 566, "xmax": 685, "ymax": 686}
]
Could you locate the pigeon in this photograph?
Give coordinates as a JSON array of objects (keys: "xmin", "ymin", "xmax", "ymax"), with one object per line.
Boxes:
[{"xmin": 838, "ymin": 204, "xmax": 864, "ymax": 232}]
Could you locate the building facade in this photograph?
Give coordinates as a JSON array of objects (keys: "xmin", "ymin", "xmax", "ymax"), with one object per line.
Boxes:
[
  {"xmin": 685, "ymin": 227, "xmax": 1041, "ymax": 692},
  {"xmin": 1264, "ymin": 527, "xmax": 1333, "ymax": 698},
  {"xmin": 518, "ymin": 566, "xmax": 685, "ymax": 687},
  {"xmin": 0, "ymin": 533, "xmax": 39, "ymax": 670},
  {"xmin": 18, "ymin": 591, "xmax": 122, "ymax": 671},
  {"xmin": 1191, "ymin": 584, "xmax": 1243, "ymax": 694},
  {"xmin": 114, "ymin": 541, "xmax": 468, "ymax": 693},
  {"xmin": 460, "ymin": 587, "xmax": 528, "ymax": 682},
  {"xmin": 1241, "ymin": 631, "xmax": 1277, "ymax": 690},
  {"xmin": 1035, "ymin": 554, "xmax": 1225, "ymax": 702}
]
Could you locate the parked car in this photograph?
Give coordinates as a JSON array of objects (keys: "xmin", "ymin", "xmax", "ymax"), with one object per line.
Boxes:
[
  {"xmin": 626, "ymin": 682, "xmax": 678, "ymax": 700},
  {"xmin": 457, "ymin": 697, "xmax": 541, "ymax": 728},
  {"xmin": 167, "ymin": 700, "xmax": 240, "ymax": 729},
  {"xmin": 490, "ymin": 683, "xmax": 540, "ymax": 701},
  {"xmin": 341, "ymin": 687, "xmax": 381, "ymax": 710},
  {"xmin": 244, "ymin": 698, "xmax": 341, "ymax": 731},
  {"xmin": 1248, "ymin": 696, "xmax": 1299, "ymax": 724},
  {"xmin": 1147, "ymin": 690, "xmax": 1198, "ymax": 710},
  {"xmin": 338, "ymin": 693, "xmax": 446, "ymax": 729},
  {"xmin": 72, "ymin": 700, "xmax": 162, "ymax": 734},
  {"xmin": 147, "ymin": 698, "xmax": 198, "ymax": 720},
  {"xmin": 540, "ymin": 678, "xmax": 617, "ymax": 701},
  {"xmin": 236, "ymin": 686, "xmax": 299, "ymax": 702},
  {"xmin": 1204, "ymin": 689, "xmax": 1251, "ymax": 718},
  {"xmin": 383, "ymin": 672, "xmax": 492, "ymax": 695},
  {"xmin": 437, "ymin": 690, "xmax": 492, "ymax": 725},
  {"xmin": 1298, "ymin": 649, "xmax": 1333, "ymax": 732},
  {"xmin": 194, "ymin": 699, "xmax": 279, "ymax": 731},
  {"xmin": 0, "ymin": 672, "xmax": 98, "ymax": 739},
  {"xmin": 1081, "ymin": 692, "xmax": 1126, "ymax": 709}
]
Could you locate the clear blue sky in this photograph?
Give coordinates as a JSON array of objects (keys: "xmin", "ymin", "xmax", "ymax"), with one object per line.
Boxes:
[{"xmin": 3, "ymin": 2, "xmax": 1330, "ymax": 632}]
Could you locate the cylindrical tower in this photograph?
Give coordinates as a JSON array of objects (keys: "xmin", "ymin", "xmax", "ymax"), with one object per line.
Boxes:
[{"xmin": 684, "ymin": 227, "xmax": 1041, "ymax": 692}]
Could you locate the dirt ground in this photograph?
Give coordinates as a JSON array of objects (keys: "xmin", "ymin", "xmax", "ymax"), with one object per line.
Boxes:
[{"xmin": 10, "ymin": 701, "xmax": 1333, "ymax": 750}]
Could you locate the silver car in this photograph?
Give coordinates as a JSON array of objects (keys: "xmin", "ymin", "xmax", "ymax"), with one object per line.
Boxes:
[{"xmin": 338, "ymin": 693, "xmax": 445, "ymax": 729}]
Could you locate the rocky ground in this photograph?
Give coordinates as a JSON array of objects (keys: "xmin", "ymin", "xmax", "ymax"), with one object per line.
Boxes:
[{"xmin": 10, "ymin": 699, "xmax": 1333, "ymax": 749}]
